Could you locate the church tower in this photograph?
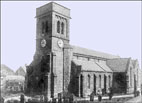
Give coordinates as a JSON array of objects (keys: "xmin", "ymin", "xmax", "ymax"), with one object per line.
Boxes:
[{"xmin": 26, "ymin": 2, "xmax": 71, "ymax": 99}]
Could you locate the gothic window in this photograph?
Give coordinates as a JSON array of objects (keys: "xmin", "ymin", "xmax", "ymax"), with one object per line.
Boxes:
[
  {"xmin": 130, "ymin": 68, "xmax": 132, "ymax": 86},
  {"xmin": 137, "ymin": 68, "xmax": 138, "ymax": 86},
  {"xmin": 42, "ymin": 22, "xmax": 45, "ymax": 33},
  {"xmin": 126, "ymin": 75, "xmax": 129, "ymax": 81},
  {"xmin": 88, "ymin": 75, "xmax": 91, "ymax": 88},
  {"xmin": 57, "ymin": 21, "xmax": 60, "ymax": 33},
  {"xmin": 80, "ymin": 74, "xmax": 83, "ymax": 97},
  {"xmin": 61, "ymin": 22, "xmax": 64, "ymax": 34},
  {"xmin": 109, "ymin": 75, "xmax": 111, "ymax": 87},
  {"xmin": 45, "ymin": 21, "xmax": 48, "ymax": 33},
  {"xmin": 99, "ymin": 75, "xmax": 101, "ymax": 88}
]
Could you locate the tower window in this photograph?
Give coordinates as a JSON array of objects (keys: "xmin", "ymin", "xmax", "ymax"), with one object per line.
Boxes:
[
  {"xmin": 45, "ymin": 21, "xmax": 48, "ymax": 33},
  {"xmin": 61, "ymin": 22, "xmax": 64, "ymax": 34},
  {"xmin": 42, "ymin": 22, "xmax": 45, "ymax": 33},
  {"xmin": 57, "ymin": 21, "xmax": 60, "ymax": 33}
]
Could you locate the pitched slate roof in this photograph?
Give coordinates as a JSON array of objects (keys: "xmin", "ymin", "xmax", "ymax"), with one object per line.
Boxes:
[
  {"xmin": 71, "ymin": 45, "xmax": 120, "ymax": 59},
  {"xmin": 73, "ymin": 59, "xmax": 107, "ymax": 72},
  {"xmin": 106, "ymin": 58, "xmax": 130, "ymax": 72},
  {"xmin": 96, "ymin": 62, "xmax": 113, "ymax": 72}
]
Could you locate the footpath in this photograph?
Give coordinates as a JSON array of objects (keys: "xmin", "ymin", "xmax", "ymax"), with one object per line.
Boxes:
[
  {"xmin": 3, "ymin": 94, "xmax": 138, "ymax": 103},
  {"xmin": 125, "ymin": 95, "xmax": 142, "ymax": 103},
  {"xmin": 75, "ymin": 94, "xmax": 134, "ymax": 101}
]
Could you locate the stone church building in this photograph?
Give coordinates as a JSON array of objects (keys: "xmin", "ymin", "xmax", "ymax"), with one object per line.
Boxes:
[{"xmin": 25, "ymin": 2, "xmax": 141, "ymax": 99}]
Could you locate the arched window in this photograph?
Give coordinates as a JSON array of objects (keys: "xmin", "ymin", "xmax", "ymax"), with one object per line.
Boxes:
[
  {"xmin": 61, "ymin": 22, "xmax": 64, "ymax": 34},
  {"xmin": 57, "ymin": 21, "xmax": 60, "ymax": 33},
  {"xmin": 137, "ymin": 68, "xmax": 138, "ymax": 86},
  {"xmin": 130, "ymin": 68, "xmax": 132, "ymax": 86},
  {"xmin": 42, "ymin": 22, "xmax": 45, "ymax": 33},
  {"xmin": 80, "ymin": 74, "xmax": 83, "ymax": 97},
  {"xmin": 88, "ymin": 75, "xmax": 91, "ymax": 88},
  {"xmin": 45, "ymin": 21, "xmax": 48, "ymax": 33},
  {"xmin": 99, "ymin": 75, "xmax": 101, "ymax": 88},
  {"xmin": 109, "ymin": 75, "xmax": 111, "ymax": 87},
  {"xmin": 93, "ymin": 75, "xmax": 96, "ymax": 93}
]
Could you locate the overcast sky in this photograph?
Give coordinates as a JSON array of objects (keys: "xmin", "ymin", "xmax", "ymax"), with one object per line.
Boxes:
[{"xmin": 1, "ymin": 1, "xmax": 141, "ymax": 71}]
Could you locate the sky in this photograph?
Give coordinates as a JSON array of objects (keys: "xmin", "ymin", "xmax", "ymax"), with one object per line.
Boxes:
[{"xmin": 1, "ymin": 1, "xmax": 141, "ymax": 71}]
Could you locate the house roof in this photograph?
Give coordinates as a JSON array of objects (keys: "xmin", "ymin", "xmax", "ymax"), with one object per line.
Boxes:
[
  {"xmin": 71, "ymin": 45, "xmax": 120, "ymax": 59},
  {"xmin": 1, "ymin": 64, "xmax": 15, "ymax": 76},
  {"xmin": 4, "ymin": 75, "xmax": 25, "ymax": 81},
  {"xmin": 15, "ymin": 66, "xmax": 26, "ymax": 76},
  {"xmin": 73, "ymin": 59, "xmax": 107, "ymax": 72},
  {"xmin": 106, "ymin": 58, "xmax": 130, "ymax": 72}
]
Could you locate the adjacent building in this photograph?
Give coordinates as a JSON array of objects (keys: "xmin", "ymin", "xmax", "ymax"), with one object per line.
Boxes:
[
  {"xmin": 2, "ymin": 75, "xmax": 25, "ymax": 94},
  {"xmin": 15, "ymin": 66, "xmax": 26, "ymax": 77}
]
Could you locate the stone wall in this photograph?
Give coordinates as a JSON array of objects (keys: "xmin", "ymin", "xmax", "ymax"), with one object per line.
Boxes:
[
  {"xmin": 81, "ymin": 72, "xmax": 112, "ymax": 97},
  {"xmin": 69, "ymin": 61, "xmax": 113, "ymax": 97}
]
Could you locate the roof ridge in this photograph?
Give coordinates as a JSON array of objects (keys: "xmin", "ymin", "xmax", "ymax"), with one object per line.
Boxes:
[
  {"xmin": 71, "ymin": 45, "xmax": 120, "ymax": 59},
  {"xmin": 109, "ymin": 58, "xmax": 130, "ymax": 60}
]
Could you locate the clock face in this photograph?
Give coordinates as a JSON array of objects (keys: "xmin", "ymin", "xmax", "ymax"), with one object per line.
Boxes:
[
  {"xmin": 57, "ymin": 39, "xmax": 64, "ymax": 48},
  {"xmin": 41, "ymin": 39, "xmax": 46, "ymax": 47}
]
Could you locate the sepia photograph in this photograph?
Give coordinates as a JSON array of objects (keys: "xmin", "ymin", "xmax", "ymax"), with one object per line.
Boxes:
[{"xmin": 1, "ymin": 1, "xmax": 142, "ymax": 103}]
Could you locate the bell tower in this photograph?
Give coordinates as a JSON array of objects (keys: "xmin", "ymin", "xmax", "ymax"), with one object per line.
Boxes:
[
  {"xmin": 32, "ymin": 2, "xmax": 71, "ymax": 98},
  {"xmin": 35, "ymin": 2, "xmax": 70, "ymax": 55}
]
